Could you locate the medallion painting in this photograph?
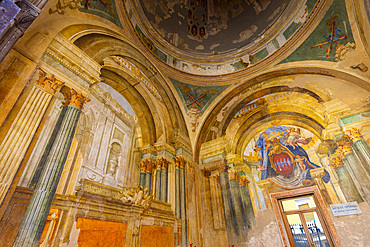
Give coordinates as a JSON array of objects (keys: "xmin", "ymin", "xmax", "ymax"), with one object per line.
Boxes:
[{"xmin": 255, "ymin": 126, "xmax": 330, "ymax": 189}]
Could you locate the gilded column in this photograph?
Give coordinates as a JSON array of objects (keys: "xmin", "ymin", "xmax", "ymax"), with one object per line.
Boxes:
[
  {"xmin": 174, "ymin": 158, "xmax": 181, "ymax": 218},
  {"xmin": 160, "ymin": 158, "xmax": 169, "ymax": 202},
  {"xmin": 329, "ymin": 151, "xmax": 363, "ymax": 202},
  {"xmin": 155, "ymin": 159, "xmax": 162, "ymax": 201},
  {"xmin": 218, "ymin": 165, "xmax": 238, "ymax": 244},
  {"xmin": 145, "ymin": 160, "xmax": 153, "ymax": 195},
  {"xmin": 346, "ymin": 128, "xmax": 370, "ymax": 176},
  {"xmin": 139, "ymin": 160, "xmax": 146, "ymax": 187},
  {"xmin": 239, "ymin": 177, "xmax": 255, "ymax": 227},
  {"xmin": 228, "ymin": 171, "xmax": 248, "ymax": 242},
  {"xmin": 340, "ymin": 137, "xmax": 370, "ymax": 203},
  {"xmin": 0, "ymin": 69, "xmax": 64, "ymax": 204},
  {"xmin": 12, "ymin": 89, "xmax": 89, "ymax": 247}
]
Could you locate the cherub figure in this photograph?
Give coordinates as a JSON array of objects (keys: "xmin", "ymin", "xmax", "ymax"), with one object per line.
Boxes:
[
  {"xmin": 285, "ymin": 128, "xmax": 312, "ymax": 147},
  {"xmin": 295, "ymin": 155, "xmax": 308, "ymax": 171}
]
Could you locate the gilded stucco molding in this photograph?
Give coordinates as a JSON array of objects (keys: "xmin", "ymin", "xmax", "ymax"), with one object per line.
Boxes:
[{"xmin": 45, "ymin": 34, "xmax": 101, "ymax": 86}]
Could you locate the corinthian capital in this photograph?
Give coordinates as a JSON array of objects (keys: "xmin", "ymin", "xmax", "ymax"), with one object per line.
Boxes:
[
  {"xmin": 174, "ymin": 157, "xmax": 186, "ymax": 169},
  {"xmin": 69, "ymin": 89, "xmax": 90, "ymax": 110},
  {"xmin": 345, "ymin": 128, "xmax": 363, "ymax": 142},
  {"xmin": 36, "ymin": 69, "xmax": 64, "ymax": 94}
]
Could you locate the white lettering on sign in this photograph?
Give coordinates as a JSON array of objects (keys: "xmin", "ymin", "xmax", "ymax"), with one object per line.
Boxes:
[{"xmin": 330, "ymin": 202, "xmax": 362, "ymax": 217}]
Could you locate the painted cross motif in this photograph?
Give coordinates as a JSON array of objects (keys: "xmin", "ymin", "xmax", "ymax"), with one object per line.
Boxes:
[
  {"xmin": 311, "ymin": 14, "xmax": 347, "ymax": 57},
  {"xmin": 185, "ymin": 90, "xmax": 206, "ymax": 109}
]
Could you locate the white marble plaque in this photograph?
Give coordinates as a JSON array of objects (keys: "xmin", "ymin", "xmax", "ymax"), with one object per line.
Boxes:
[{"xmin": 330, "ymin": 202, "xmax": 362, "ymax": 217}]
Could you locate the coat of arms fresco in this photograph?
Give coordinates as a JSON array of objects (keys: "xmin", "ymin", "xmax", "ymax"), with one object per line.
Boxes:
[{"xmin": 255, "ymin": 126, "xmax": 330, "ymax": 189}]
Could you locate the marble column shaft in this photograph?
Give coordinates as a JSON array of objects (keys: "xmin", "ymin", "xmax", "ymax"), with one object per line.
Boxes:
[
  {"xmin": 29, "ymin": 106, "xmax": 67, "ymax": 189},
  {"xmin": 219, "ymin": 171, "xmax": 238, "ymax": 243},
  {"xmin": 240, "ymin": 185, "xmax": 255, "ymax": 226},
  {"xmin": 229, "ymin": 178, "xmax": 248, "ymax": 240},
  {"xmin": 352, "ymin": 139, "xmax": 370, "ymax": 176},
  {"xmin": 145, "ymin": 170, "xmax": 152, "ymax": 195},
  {"xmin": 180, "ymin": 165, "xmax": 187, "ymax": 247},
  {"xmin": 0, "ymin": 84, "xmax": 55, "ymax": 204},
  {"xmin": 175, "ymin": 167, "xmax": 181, "ymax": 218},
  {"xmin": 155, "ymin": 168, "xmax": 162, "ymax": 201},
  {"xmin": 335, "ymin": 165, "xmax": 363, "ymax": 202},
  {"xmin": 139, "ymin": 172, "xmax": 146, "ymax": 187},
  {"xmin": 161, "ymin": 167, "xmax": 168, "ymax": 202},
  {"xmin": 343, "ymin": 153, "xmax": 370, "ymax": 203},
  {"xmin": 13, "ymin": 105, "xmax": 82, "ymax": 247}
]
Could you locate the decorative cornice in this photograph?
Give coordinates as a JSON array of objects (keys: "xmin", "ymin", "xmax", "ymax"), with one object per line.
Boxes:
[
  {"xmin": 104, "ymin": 56, "xmax": 162, "ymax": 101},
  {"xmin": 35, "ymin": 68, "xmax": 64, "ymax": 94},
  {"xmin": 139, "ymin": 144, "xmax": 157, "ymax": 156},
  {"xmin": 172, "ymin": 130, "xmax": 192, "ymax": 155},
  {"xmin": 45, "ymin": 34, "xmax": 101, "ymax": 86},
  {"xmin": 154, "ymin": 142, "xmax": 175, "ymax": 157}
]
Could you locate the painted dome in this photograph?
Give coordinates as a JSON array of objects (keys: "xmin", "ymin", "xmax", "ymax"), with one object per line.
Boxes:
[{"xmin": 126, "ymin": 0, "xmax": 317, "ymax": 75}]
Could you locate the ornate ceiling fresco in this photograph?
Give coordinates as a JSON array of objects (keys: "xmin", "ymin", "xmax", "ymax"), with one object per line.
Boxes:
[
  {"xmin": 138, "ymin": 0, "xmax": 288, "ymax": 55},
  {"xmin": 125, "ymin": 0, "xmax": 320, "ymax": 76}
]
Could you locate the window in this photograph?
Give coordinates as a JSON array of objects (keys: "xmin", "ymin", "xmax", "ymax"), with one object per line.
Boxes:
[{"xmin": 271, "ymin": 188, "xmax": 339, "ymax": 247}]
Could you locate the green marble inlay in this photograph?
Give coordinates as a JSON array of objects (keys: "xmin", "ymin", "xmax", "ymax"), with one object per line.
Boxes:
[
  {"xmin": 170, "ymin": 78, "xmax": 230, "ymax": 113},
  {"xmin": 253, "ymin": 48, "xmax": 269, "ymax": 63},
  {"xmin": 201, "ymin": 154, "xmax": 226, "ymax": 164},
  {"xmin": 280, "ymin": 0, "xmax": 354, "ymax": 64},
  {"xmin": 306, "ymin": 0, "xmax": 317, "ymax": 13},
  {"xmin": 339, "ymin": 111, "xmax": 370, "ymax": 126},
  {"xmin": 232, "ymin": 61, "xmax": 247, "ymax": 71},
  {"xmin": 175, "ymin": 148, "xmax": 193, "ymax": 159},
  {"xmin": 154, "ymin": 49, "xmax": 167, "ymax": 63},
  {"xmin": 283, "ymin": 22, "xmax": 302, "ymax": 40},
  {"xmin": 142, "ymin": 153, "xmax": 156, "ymax": 160},
  {"xmin": 41, "ymin": 53, "xmax": 89, "ymax": 89}
]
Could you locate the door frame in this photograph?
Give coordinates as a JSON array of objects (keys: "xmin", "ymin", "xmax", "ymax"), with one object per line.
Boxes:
[{"xmin": 270, "ymin": 186, "xmax": 341, "ymax": 247}]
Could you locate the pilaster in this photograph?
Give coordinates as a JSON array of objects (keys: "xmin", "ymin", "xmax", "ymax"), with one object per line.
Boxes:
[
  {"xmin": 12, "ymin": 88, "xmax": 89, "ymax": 247},
  {"xmin": 0, "ymin": 69, "xmax": 64, "ymax": 205}
]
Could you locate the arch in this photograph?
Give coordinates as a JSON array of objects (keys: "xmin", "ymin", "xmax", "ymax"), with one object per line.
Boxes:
[
  {"xmin": 71, "ymin": 31, "xmax": 189, "ymax": 144},
  {"xmin": 194, "ymin": 66, "xmax": 370, "ymax": 163}
]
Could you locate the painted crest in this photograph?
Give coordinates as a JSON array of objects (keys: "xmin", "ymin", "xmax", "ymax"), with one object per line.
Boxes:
[
  {"xmin": 268, "ymin": 142, "xmax": 295, "ymax": 175},
  {"xmin": 254, "ymin": 125, "xmax": 330, "ymax": 189}
]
